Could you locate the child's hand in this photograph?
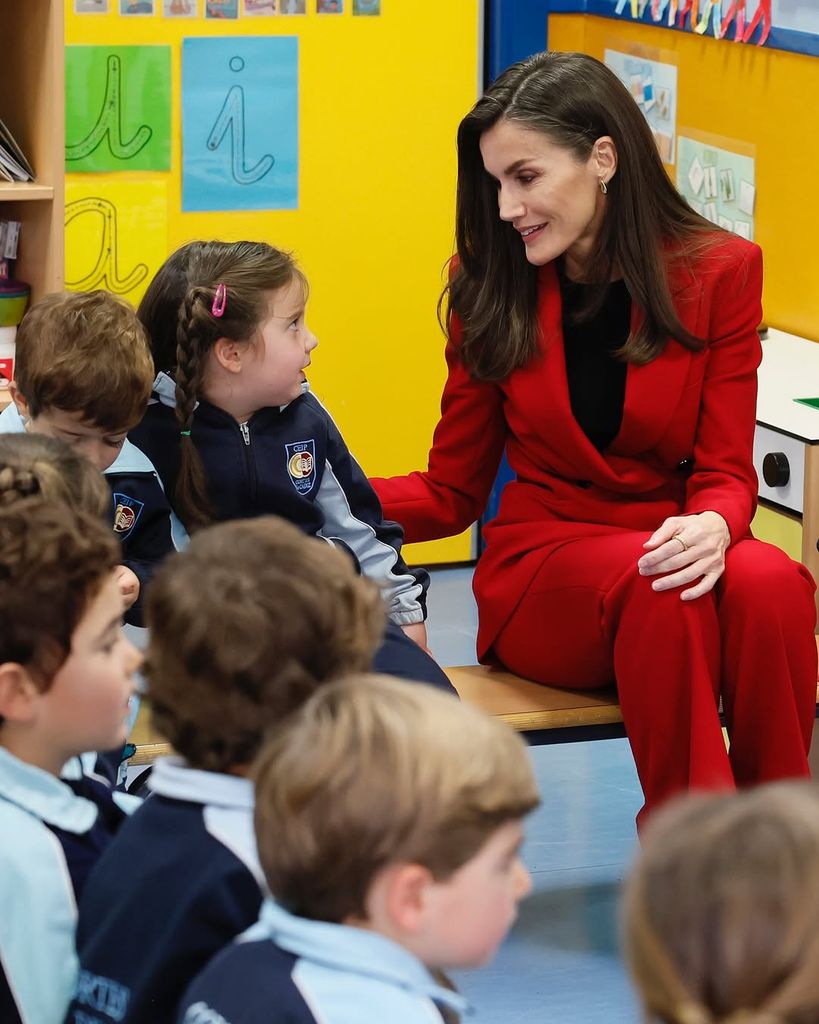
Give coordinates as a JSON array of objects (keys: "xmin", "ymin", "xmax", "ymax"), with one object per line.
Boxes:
[
  {"xmin": 401, "ymin": 621, "xmax": 433, "ymax": 656},
  {"xmin": 115, "ymin": 565, "xmax": 141, "ymax": 608}
]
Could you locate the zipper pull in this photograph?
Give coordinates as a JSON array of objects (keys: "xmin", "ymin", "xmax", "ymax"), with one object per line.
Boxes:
[{"xmin": 239, "ymin": 422, "xmax": 250, "ymax": 446}]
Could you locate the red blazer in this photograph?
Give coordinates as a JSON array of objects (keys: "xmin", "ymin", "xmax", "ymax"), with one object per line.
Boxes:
[{"xmin": 372, "ymin": 233, "xmax": 763, "ymax": 659}]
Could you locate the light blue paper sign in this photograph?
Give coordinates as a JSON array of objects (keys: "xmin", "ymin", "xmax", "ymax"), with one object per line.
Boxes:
[{"xmin": 182, "ymin": 36, "xmax": 298, "ymax": 212}]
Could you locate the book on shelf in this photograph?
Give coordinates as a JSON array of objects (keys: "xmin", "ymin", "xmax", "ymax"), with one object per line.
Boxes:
[
  {"xmin": 0, "ymin": 220, "xmax": 21, "ymax": 281},
  {"xmin": 0, "ymin": 117, "xmax": 34, "ymax": 183}
]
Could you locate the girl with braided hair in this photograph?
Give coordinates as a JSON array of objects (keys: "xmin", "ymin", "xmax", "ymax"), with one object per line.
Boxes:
[
  {"xmin": 131, "ymin": 240, "xmax": 453, "ymax": 692},
  {"xmin": 623, "ymin": 781, "xmax": 819, "ymax": 1024}
]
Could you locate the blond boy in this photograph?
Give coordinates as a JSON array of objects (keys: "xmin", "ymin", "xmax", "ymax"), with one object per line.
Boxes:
[
  {"xmin": 0, "ymin": 290, "xmax": 185, "ymax": 624},
  {"xmin": 0, "ymin": 500, "xmax": 141, "ymax": 1024},
  {"xmin": 178, "ymin": 674, "xmax": 541, "ymax": 1024}
]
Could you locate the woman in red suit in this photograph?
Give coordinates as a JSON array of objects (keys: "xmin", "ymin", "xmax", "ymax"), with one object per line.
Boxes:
[{"xmin": 371, "ymin": 52, "xmax": 817, "ymax": 824}]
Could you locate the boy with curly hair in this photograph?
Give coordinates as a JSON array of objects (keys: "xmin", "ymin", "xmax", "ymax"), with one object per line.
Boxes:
[
  {"xmin": 0, "ymin": 500, "xmax": 141, "ymax": 1024},
  {"xmin": 67, "ymin": 515, "xmax": 385, "ymax": 1024}
]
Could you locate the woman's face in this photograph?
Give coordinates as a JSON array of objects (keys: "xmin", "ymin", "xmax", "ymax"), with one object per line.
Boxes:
[{"xmin": 479, "ymin": 119, "xmax": 612, "ymax": 275}]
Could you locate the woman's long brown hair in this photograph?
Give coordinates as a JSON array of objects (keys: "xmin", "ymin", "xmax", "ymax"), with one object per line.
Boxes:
[{"xmin": 447, "ymin": 51, "xmax": 721, "ymax": 381}]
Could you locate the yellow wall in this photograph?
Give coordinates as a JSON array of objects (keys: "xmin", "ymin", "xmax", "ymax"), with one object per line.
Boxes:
[
  {"xmin": 65, "ymin": 2, "xmax": 479, "ymax": 562},
  {"xmin": 550, "ymin": 13, "xmax": 819, "ymax": 343}
]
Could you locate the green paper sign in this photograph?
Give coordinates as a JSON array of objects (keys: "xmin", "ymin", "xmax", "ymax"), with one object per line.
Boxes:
[
  {"xmin": 66, "ymin": 46, "xmax": 171, "ymax": 172},
  {"xmin": 794, "ymin": 397, "xmax": 819, "ymax": 410}
]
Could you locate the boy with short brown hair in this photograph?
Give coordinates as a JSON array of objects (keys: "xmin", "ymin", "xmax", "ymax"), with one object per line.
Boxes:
[
  {"xmin": 0, "ymin": 499, "xmax": 141, "ymax": 1024},
  {"xmin": 0, "ymin": 290, "xmax": 185, "ymax": 624},
  {"xmin": 178, "ymin": 674, "xmax": 541, "ymax": 1024},
  {"xmin": 67, "ymin": 516, "xmax": 385, "ymax": 1024},
  {"xmin": 11, "ymin": 290, "xmax": 151, "ymax": 433}
]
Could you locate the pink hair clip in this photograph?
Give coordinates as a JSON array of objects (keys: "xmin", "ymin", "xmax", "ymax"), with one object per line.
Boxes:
[{"xmin": 211, "ymin": 283, "xmax": 227, "ymax": 318}]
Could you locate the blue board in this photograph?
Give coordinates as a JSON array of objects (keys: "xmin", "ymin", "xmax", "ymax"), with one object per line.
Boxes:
[{"xmin": 182, "ymin": 35, "xmax": 298, "ymax": 212}]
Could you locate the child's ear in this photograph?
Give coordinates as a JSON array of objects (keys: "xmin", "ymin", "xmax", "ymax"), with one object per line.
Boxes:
[
  {"xmin": 9, "ymin": 384, "xmax": 31, "ymax": 423},
  {"xmin": 380, "ymin": 862, "xmax": 435, "ymax": 935},
  {"xmin": 0, "ymin": 663, "xmax": 41, "ymax": 723},
  {"xmin": 212, "ymin": 337, "xmax": 246, "ymax": 375}
]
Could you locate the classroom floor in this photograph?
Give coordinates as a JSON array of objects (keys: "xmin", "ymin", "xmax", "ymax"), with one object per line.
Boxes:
[{"xmin": 425, "ymin": 567, "xmax": 643, "ymax": 1024}]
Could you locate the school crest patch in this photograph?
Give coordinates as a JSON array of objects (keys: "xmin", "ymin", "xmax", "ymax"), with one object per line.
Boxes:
[
  {"xmin": 285, "ymin": 440, "xmax": 316, "ymax": 494},
  {"xmin": 112, "ymin": 493, "xmax": 145, "ymax": 539}
]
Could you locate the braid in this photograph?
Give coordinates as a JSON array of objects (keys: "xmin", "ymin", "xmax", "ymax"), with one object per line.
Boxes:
[
  {"xmin": 0, "ymin": 434, "xmax": 110, "ymax": 517},
  {"xmin": 140, "ymin": 240, "xmax": 303, "ymax": 530},
  {"xmin": 174, "ymin": 288, "xmax": 217, "ymax": 532},
  {"xmin": 0, "ymin": 464, "xmax": 41, "ymax": 506}
]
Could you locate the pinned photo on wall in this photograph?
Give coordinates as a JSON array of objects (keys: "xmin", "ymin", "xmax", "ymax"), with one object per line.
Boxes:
[
  {"xmin": 687, "ymin": 154, "xmax": 704, "ymax": 195},
  {"xmin": 163, "ymin": 0, "xmax": 197, "ymax": 15},
  {"xmin": 65, "ymin": 46, "xmax": 172, "ymax": 172},
  {"xmin": 353, "ymin": 0, "xmax": 380, "ymax": 13},
  {"xmin": 120, "ymin": 0, "xmax": 154, "ymax": 12},
  {"xmin": 317, "ymin": 0, "xmax": 343, "ymax": 11},
  {"xmin": 605, "ymin": 48, "xmax": 677, "ymax": 164},
  {"xmin": 75, "ymin": 0, "xmax": 110, "ymax": 13},
  {"xmin": 739, "ymin": 179, "xmax": 756, "ymax": 216},
  {"xmin": 279, "ymin": 0, "xmax": 305, "ymax": 10},
  {"xmin": 719, "ymin": 167, "xmax": 736, "ymax": 203},
  {"xmin": 677, "ymin": 133, "xmax": 756, "ymax": 241},
  {"xmin": 206, "ymin": 0, "xmax": 239, "ymax": 15},
  {"xmin": 65, "ymin": 177, "xmax": 168, "ymax": 307},
  {"xmin": 642, "ymin": 77, "xmax": 655, "ymax": 112},
  {"xmin": 244, "ymin": 0, "xmax": 277, "ymax": 12},
  {"xmin": 182, "ymin": 35, "xmax": 298, "ymax": 211},
  {"xmin": 702, "ymin": 164, "xmax": 718, "ymax": 200}
]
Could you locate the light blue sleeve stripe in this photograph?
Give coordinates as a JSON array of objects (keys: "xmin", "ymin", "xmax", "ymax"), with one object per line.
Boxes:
[
  {"xmin": 315, "ymin": 464, "xmax": 424, "ymax": 625},
  {"xmin": 292, "ymin": 960, "xmax": 443, "ymax": 1024},
  {"xmin": 203, "ymin": 804, "xmax": 266, "ymax": 890},
  {"xmin": 0, "ymin": 803, "xmax": 79, "ymax": 1023}
]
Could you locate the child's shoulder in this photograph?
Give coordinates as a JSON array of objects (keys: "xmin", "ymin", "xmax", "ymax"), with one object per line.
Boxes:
[
  {"xmin": 0, "ymin": 749, "xmax": 101, "ymax": 836},
  {"xmin": 0, "ymin": 780, "xmax": 83, "ymax": 1024},
  {"xmin": 0, "ymin": 753, "xmax": 110, "ymax": 944},
  {"xmin": 179, "ymin": 936, "xmax": 316, "ymax": 1024},
  {"xmin": 107, "ymin": 758, "xmax": 264, "ymax": 885}
]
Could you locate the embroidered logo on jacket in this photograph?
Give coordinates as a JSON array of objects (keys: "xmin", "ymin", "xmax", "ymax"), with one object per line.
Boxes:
[
  {"xmin": 285, "ymin": 440, "xmax": 316, "ymax": 494},
  {"xmin": 112, "ymin": 493, "xmax": 145, "ymax": 539}
]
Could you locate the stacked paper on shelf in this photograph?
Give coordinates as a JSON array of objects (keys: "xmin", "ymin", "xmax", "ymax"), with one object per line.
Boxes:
[
  {"xmin": 0, "ymin": 118, "xmax": 34, "ymax": 182},
  {"xmin": 0, "ymin": 221, "xmax": 21, "ymax": 259}
]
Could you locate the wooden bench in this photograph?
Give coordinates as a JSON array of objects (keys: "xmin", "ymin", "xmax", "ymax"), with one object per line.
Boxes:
[
  {"xmin": 129, "ymin": 637, "xmax": 819, "ymax": 763},
  {"xmin": 445, "ymin": 666, "xmax": 624, "ymax": 744},
  {"xmin": 128, "ymin": 669, "xmax": 624, "ymax": 763}
]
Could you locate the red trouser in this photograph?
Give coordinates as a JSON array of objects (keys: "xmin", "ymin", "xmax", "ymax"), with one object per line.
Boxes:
[{"xmin": 493, "ymin": 532, "xmax": 817, "ymax": 825}]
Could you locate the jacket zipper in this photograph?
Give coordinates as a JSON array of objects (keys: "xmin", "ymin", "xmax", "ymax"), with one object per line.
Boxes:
[{"xmin": 238, "ymin": 421, "xmax": 257, "ymax": 507}]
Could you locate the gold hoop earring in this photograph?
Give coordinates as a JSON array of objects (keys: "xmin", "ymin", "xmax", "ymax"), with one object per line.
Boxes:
[{"xmin": 599, "ymin": 178, "xmax": 608, "ymax": 195}]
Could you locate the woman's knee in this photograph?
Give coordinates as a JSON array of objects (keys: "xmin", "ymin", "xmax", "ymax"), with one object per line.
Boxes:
[{"xmin": 721, "ymin": 540, "xmax": 816, "ymax": 622}]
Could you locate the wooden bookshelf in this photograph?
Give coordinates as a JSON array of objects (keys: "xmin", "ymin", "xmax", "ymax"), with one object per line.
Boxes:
[{"xmin": 0, "ymin": 0, "xmax": 65, "ymax": 302}]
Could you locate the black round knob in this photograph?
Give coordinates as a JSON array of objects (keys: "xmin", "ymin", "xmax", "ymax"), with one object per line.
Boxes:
[{"xmin": 762, "ymin": 452, "xmax": 790, "ymax": 488}]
